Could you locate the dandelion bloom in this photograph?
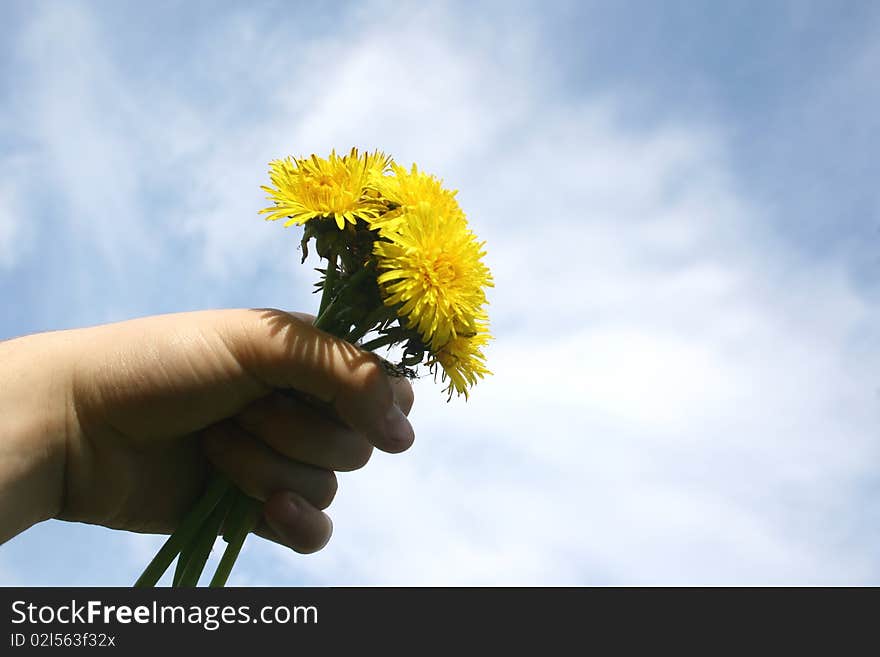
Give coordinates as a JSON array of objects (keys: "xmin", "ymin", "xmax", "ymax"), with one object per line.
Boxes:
[
  {"xmin": 374, "ymin": 203, "xmax": 493, "ymax": 351},
  {"xmin": 260, "ymin": 147, "xmax": 391, "ymax": 230},
  {"xmin": 428, "ymin": 326, "xmax": 493, "ymax": 399},
  {"xmin": 372, "ymin": 163, "xmax": 464, "ymax": 231}
]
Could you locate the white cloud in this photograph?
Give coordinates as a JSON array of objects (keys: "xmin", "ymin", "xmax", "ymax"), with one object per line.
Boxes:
[
  {"xmin": 0, "ymin": 147, "xmax": 35, "ymax": 270},
  {"xmin": 17, "ymin": 5, "xmax": 158, "ymax": 272},
  {"xmin": 0, "ymin": 179, "xmax": 23, "ymax": 270}
]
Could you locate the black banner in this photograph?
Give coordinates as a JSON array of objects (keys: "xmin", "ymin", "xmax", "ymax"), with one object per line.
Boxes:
[{"xmin": 0, "ymin": 587, "xmax": 874, "ymax": 653}]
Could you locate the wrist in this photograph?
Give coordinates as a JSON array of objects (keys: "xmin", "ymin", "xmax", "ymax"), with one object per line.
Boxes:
[{"xmin": 0, "ymin": 331, "xmax": 76, "ymax": 543}]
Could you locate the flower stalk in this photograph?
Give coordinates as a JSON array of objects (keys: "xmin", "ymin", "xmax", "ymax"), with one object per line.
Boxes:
[{"xmin": 134, "ymin": 472, "xmax": 230, "ymax": 587}]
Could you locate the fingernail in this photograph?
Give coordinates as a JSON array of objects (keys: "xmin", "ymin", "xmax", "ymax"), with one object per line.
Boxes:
[
  {"xmin": 383, "ymin": 404, "xmax": 414, "ymax": 450},
  {"xmin": 265, "ymin": 492, "xmax": 300, "ymax": 547},
  {"xmin": 318, "ymin": 516, "xmax": 333, "ymax": 551}
]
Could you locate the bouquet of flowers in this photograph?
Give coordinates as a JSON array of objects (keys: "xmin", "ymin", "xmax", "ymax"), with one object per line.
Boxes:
[{"xmin": 134, "ymin": 149, "xmax": 493, "ymax": 586}]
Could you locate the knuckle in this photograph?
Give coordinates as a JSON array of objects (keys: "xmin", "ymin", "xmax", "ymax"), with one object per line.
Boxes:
[
  {"xmin": 346, "ymin": 355, "xmax": 390, "ymax": 397},
  {"xmin": 235, "ymin": 397, "xmax": 272, "ymax": 435},
  {"xmin": 298, "ymin": 539, "xmax": 326, "ymax": 555},
  {"xmin": 317, "ymin": 471, "xmax": 338, "ymax": 509},
  {"xmin": 338, "ymin": 441, "xmax": 373, "ymax": 472},
  {"xmin": 391, "ymin": 377, "xmax": 415, "ymax": 415},
  {"xmin": 201, "ymin": 423, "xmax": 233, "ymax": 461}
]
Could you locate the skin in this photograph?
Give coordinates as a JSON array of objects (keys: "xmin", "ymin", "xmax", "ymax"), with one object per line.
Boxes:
[{"xmin": 0, "ymin": 308, "xmax": 415, "ymax": 555}]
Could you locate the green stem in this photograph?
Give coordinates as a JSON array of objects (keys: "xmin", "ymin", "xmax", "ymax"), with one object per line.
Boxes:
[
  {"xmin": 347, "ymin": 305, "xmax": 391, "ymax": 344},
  {"xmin": 172, "ymin": 533, "xmax": 194, "ymax": 586},
  {"xmin": 174, "ymin": 482, "xmax": 239, "ymax": 586},
  {"xmin": 317, "ymin": 247, "xmax": 338, "ymax": 317},
  {"xmin": 176, "ymin": 488, "xmax": 235, "ymax": 587},
  {"xmin": 343, "ymin": 264, "xmax": 372, "ymax": 288},
  {"xmin": 134, "ymin": 472, "xmax": 231, "ymax": 587},
  {"xmin": 221, "ymin": 489, "xmax": 254, "ymax": 543},
  {"xmin": 359, "ymin": 330, "xmax": 406, "ymax": 352},
  {"xmin": 210, "ymin": 498, "xmax": 260, "ymax": 587},
  {"xmin": 313, "ymin": 295, "xmax": 340, "ymax": 332}
]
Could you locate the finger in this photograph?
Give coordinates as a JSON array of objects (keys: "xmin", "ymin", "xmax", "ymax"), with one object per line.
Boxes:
[
  {"xmin": 390, "ymin": 376, "xmax": 415, "ymax": 416},
  {"xmin": 202, "ymin": 421, "xmax": 338, "ymax": 510},
  {"xmin": 287, "ymin": 311, "xmax": 316, "ymax": 324},
  {"xmin": 235, "ymin": 392, "xmax": 373, "ymax": 472},
  {"xmin": 297, "ymin": 311, "xmax": 413, "ymax": 416},
  {"xmin": 258, "ymin": 490, "xmax": 333, "ymax": 554},
  {"xmin": 229, "ymin": 309, "xmax": 415, "ymax": 453},
  {"xmin": 295, "ymin": 313, "xmax": 414, "ymax": 415}
]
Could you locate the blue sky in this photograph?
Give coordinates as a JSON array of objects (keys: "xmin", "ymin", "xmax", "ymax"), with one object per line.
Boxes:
[{"xmin": 1, "ymin": 0, "xmax": 878, "ymax": 585}]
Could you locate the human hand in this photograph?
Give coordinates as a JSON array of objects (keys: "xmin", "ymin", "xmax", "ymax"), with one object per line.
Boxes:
[{"xmin": 0, "ymin": 309, "xmax": 415, "ymax": 553}]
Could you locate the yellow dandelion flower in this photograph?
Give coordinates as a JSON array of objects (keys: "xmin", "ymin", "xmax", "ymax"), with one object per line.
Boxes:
[
  {"xmin": 370, "ymin": 163, "xmax": 465, "ymax": 231},
  {"xmin": 428, "ymin": 326, "xmax": 493, "ymax": 400},
  {"xmin": 374, "ymin": 203, "xmax": 493, "ymax": 350},
  {"xmin": 260, "ymin": 147, "xmax": 391, "ymax": 230}
]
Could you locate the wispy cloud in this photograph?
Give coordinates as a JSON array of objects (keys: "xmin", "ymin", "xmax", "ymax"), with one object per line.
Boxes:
[{"xmin": 0, "ymin": 171, "xmax": 27, "ymax": 270}]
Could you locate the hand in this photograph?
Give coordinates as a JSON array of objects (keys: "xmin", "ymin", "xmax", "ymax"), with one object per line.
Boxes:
[{"xmin": 0, "ymin": 309, "xmax": 415, "ymax": 554}]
